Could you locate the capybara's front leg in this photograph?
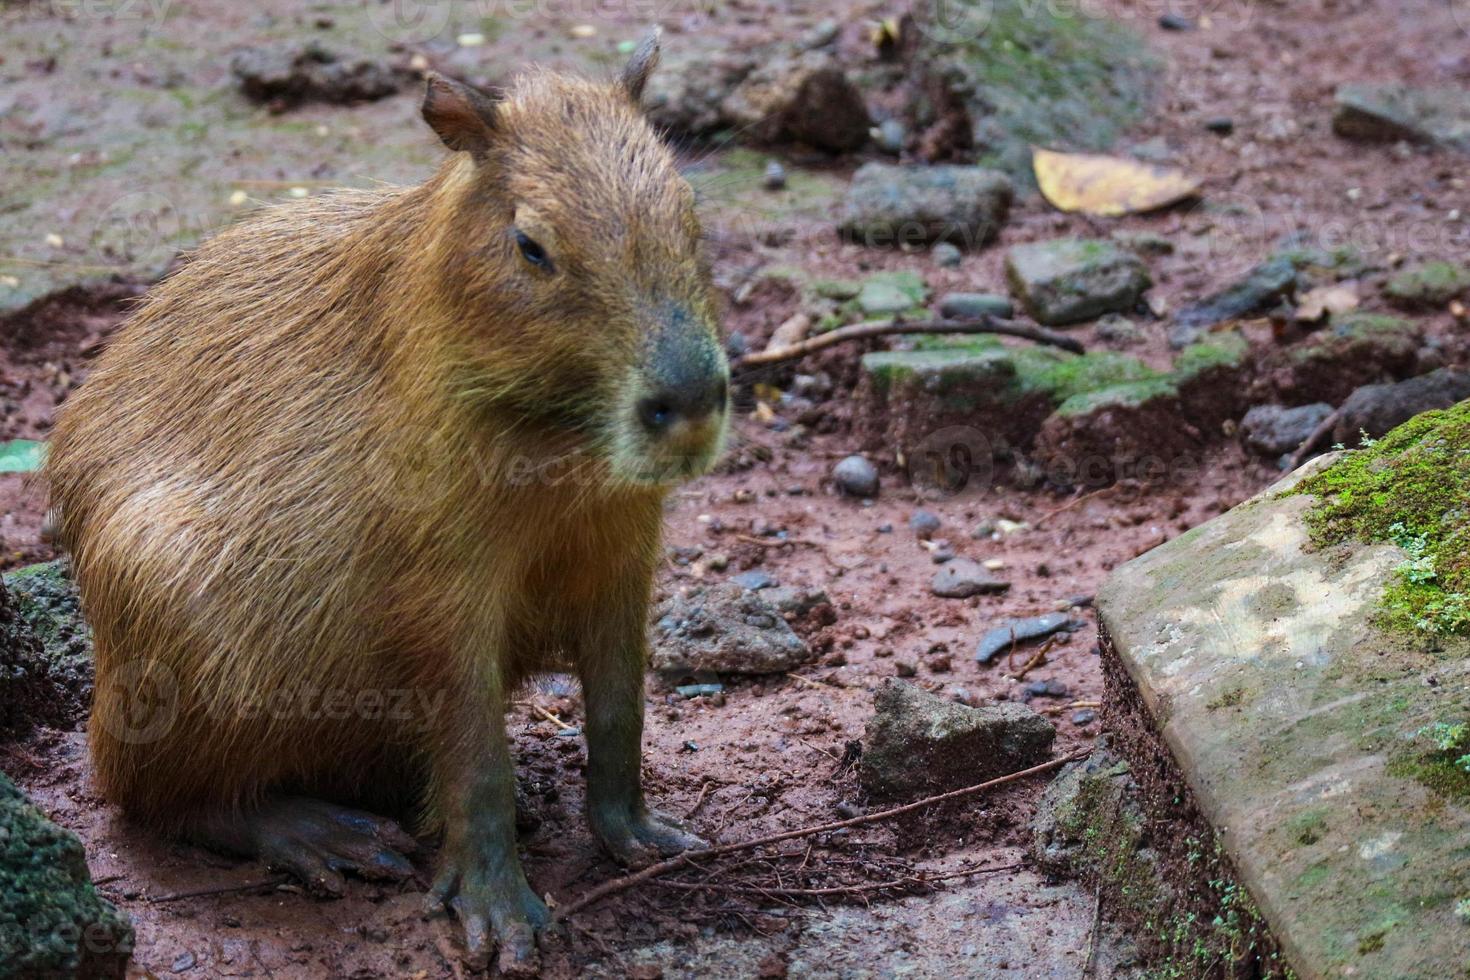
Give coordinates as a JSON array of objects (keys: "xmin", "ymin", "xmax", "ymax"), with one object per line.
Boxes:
[
  {"xmin": 578, "ymin": 607, "xmax": 707, "ymax": 867},
  {"xmin": 425, "ymin": 678, "xmax": 549, "ymax": 975}
]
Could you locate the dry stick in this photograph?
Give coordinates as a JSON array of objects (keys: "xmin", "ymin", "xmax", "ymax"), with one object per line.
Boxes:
[
  {"xmin": 735, "ymin": 317, "xmax": 1084, "ymax": 368},
  {"xmin": 1035, "ymin": 486, "xmax": 1116, "ymax": 528},
  {"xmin": 1287, "ymin": 403, "xmax": 1347, "ymax": 471},
  {"xmin": 147, "ymin": 875, "xmax": 289, "ymax": 904},
  {"xmin": 652, "ymin": 861, "xmax": 1024, "ymax": 899},
  {"xmin": 555, "ymin": 749, "xmax": 1090, "ymax": 920}
]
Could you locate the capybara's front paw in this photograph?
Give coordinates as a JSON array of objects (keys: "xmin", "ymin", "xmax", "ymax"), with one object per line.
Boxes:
[
  {"xmin": 591, "ymin": 804, "xmax": 708, "ymax": 868},
  {"xmin": 426, "ymin": 853, "xmax": 550, "ymax": 974},
  {"xmin": 235, "ymin": 797, "xmax": 418, "ymax": 897}
]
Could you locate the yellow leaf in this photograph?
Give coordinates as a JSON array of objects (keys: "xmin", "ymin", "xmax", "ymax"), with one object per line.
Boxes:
[
  {"xmin": 1294, "ymin": 282, "xmax": 1359, "ymax": 322},
  {"xmin": 1033, "ymin": 148, "xmax": 1201, "ymax": 217}
]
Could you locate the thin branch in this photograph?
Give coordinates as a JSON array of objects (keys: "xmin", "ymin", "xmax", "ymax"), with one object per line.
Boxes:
[
  {"xmin": 735, "ymin": 317, "xmax": 1085, "ymax": 369},
  {"xmin": 1287, "ymin": 404, "xmax": 1346, "ymax": 471},
  {"xmin": 555, "ymin": 748, "xmax": 1090, "ymax": 920},
  {"xmin": 147, "ymin": 875, "xmax": 289, "ymax": 904},
  {"xmin": 652, "ymin": 861, "xmax": 1023, "ymax": 899}
]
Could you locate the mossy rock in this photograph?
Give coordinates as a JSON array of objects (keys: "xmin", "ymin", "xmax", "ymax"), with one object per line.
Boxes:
[
  {"xmin": 3, "ymin": 561, "xmax": 93, "ymax": 723},
  {"xmin": 905, "ymin": 0, "xmax": 1158, "ymax": 183},
  {"xmin": 1033, "ymin": 377, "xmax": 1190, "ymax": 487},
  {"xmin": 1005, "ymin": 238, "xmax": 1151, "ymax": 326},
  {"xmin": 0, "ymin": 579, "xmax": 64, "ymax": 740},
  {"xmin": 1293, "ymin": 400, "xmax": 1470, "ymax": 636},
  {"xmin": 1172, "ymin": 330, "xmax": 1252, "ymax": 430},
  {"xmin": 1384, "ymin": 261, "xmax": 1470, "ymax": 310},
  {"xmin": 1264, "ymin": 312, "xmax": 1421, "ymax": 405},
  {"xmin": 855, "ymin": 270, "xmax": 929, "ymax": 316},
  {"xmin": 0, "ymin": 772, "xmax": 133, "ymax": 979}
]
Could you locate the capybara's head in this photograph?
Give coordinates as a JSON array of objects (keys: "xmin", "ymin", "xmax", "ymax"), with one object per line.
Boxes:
[{"xmin": 419, "ymin": 32, "xmax": 728, "ymax": 487}]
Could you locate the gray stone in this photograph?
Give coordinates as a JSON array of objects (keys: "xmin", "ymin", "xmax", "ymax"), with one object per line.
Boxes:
[
  {"xmin": 937, "ymin": 292, "xmax": 1013, "ymax": 320},
  {"xmin": 1004, "ymin": 239, "xmax": 1151, "ymax": 326},
  {"xmin": 762, "ymin": 160, "xmax": 787, "ymax": 191},
  {"xmin": 721, "ymin": 51, "xmax": 871, "ymax": 152},
  {"xmin": 1030, "ymin": 748, "xmax": 1134, "ymax": 875},
  {"xmin": 731, "ymin": 570, "xmax": 778, "ymax": 591},
  {"xmin": 931, "ymin": 241, "xmax": 963, "ymax": 268},
  {"xmin": 1169, "ymin": 255, "xmax": 1296, "ymax": 348},
  {"xmin": 975, "ymin": 613, "xmax": 1086, "ymax": 664},
  {"xmin": 763, "ymin": 586, "xmax": 830, "ymax": 617},
  {"xmin": 856, "ymin": 272, "xmax": 926, "ymax": 316},
  {"xmin": 1331, "ymin": 369, "xmax": 1470, "ymax": 445},
  {"xmin": 0, "ymin": 772, "xmax": 133, "ymax": 978},
  {"xmin": 874, "ymin": 117, "xmax": 907, "ymax": 154},
  {"xmin": 860, "ymin": 679, "xmax": 1055, "ymax": 799},
  {"xmin": 1261, "ymin": 312, "xmax": 1421, "ymax": 405},
  {"xmin": 0, "ymin": 562, "xmax": 90, "ymax": 737},
  {"xmin": 644, "ymin": 51, "xmax": 758, "ymax": 135},
  {"xmin": 832, "ymin": 455, "xmax": 880, "ymax": 498},
  {"xmin": 840, "ymin": 163, "xmax": 1013, "ymax": 249},
  {"xmin": 1098, "ymin": 456, "xmax": 1470, "ymax": 978},
  {"xmin": 1239, "ymin": 402, "xmax": 1334, "ymax": 458},
  {"xmin": 651, "ymin": 582, "xmax": 812, "ymax": 676},
  {"xmin": 931, "ymin": 558, "xmax": 1009, "ymax": 598},
  {"xmin": 1332, "ymin": 83, "xmax": 1470, "ymax": 153},
  {"xmin": 910, "ymin": 510, "xmax": 942, "ymax": 538}
]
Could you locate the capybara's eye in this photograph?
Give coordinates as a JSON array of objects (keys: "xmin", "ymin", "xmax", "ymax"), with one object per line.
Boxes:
[{"xmin": 513, "ymin": 229, "xmax": 553, "ymax": 273}]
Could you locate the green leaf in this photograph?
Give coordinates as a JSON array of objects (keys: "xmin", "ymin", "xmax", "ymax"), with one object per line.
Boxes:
[{"xmin": 0, "ymin": 440, "xmax": 46, "ymax": 474}]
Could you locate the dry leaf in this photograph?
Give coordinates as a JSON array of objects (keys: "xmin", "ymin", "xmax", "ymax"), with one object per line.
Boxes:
[
  {"xmin": 765, "ymin": 312, "xmax": 811, "ymax": 352},
  {"xmin": 1033, "ymin": 148, "xmax": 1201, "ymax": 217},
  {"xmin": 1294, "ymin": 282, "xmax": 1359, "ymax": 322}
]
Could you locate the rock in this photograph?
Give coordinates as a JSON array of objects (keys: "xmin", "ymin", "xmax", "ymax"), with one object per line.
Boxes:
[
  {"xmin": 937, "ymin": 292, "xmax": 1013, "ymax": 320},
  {"xmin": 1023, "ymin": 678, "xmax": 1069, "ymax": 699},
  {"xmin": 898, "ymin": 0, "xmax": 1158, "ymax": 181},
  {"xmin": 731, "ymin": 570, "xmax": 778, "ymax": 591},
  {"xmin": 1072, "ymin": 709, "xmax": 1097, "ymax": 725},
  {"xmin": 1004, "ymin": 239, "xmax": 1151, "ymax": 326},
  {"xmin": 0, "ymin": 772, "xmax": 133, "ymax": 978},
  {"xmin": 832, "ymin": 455, "xmax": 879, "ymax": 498},
  {"xmin": 909, "ymin": 510, "xmax": 942, "ymax": 539},
  {"xmin": 1239, "ymin": 403, "xmax": 1334, "ymax": 458},
  {"xmin": 856, "ymin": 271, "xmax": 927, "ymax": 316},
  {"xmin": 873, "ymin": 118, "xmax": 907, "ymax": 154},
  {"xmin": 1110, "ymin": 230, "xmax": 1174, "ymax": 257},
  {"xmin": 1157, "ymin": 12, "xmax": 1194, "ymax": 30},
  {"xmin": 839, "ymin": 163, "xmax": 1014, "ymax": 249},
  {"xmin": 1203, "ymin": 116, "xmax": 1234, "ymax": 135},
  {"xmin": 1095, "ymin": 314, "xmax": 1144, "ymax": 347},
  {"xmin": 763, "ymin": 586, "xmax": 830, "ymax": 618},
  {"xmin": 1332, "ymin": 83, "xmax": 1470, "ymax": 153},
  {"xmin": 1169, "ymin": 255, "xmax": 1297, "ymax": 348},
  {"xmin": 651, "ymin": 583, "xmax": 813, "ymax": 676},
  {"xmin": 860, "ymin": 679, "xmax": 1055, "ymax": 799},
  {"xmin": 721, "ymin": 51, "xmax": 871, "ymax": 152},
  {"xmin": 931, "ymin": 241, "xmax": 962, "ymax": 269},
  {"xmin": 231, "ymin": 42, "xmax": 406, "ymax": 107},
  {"xmin": 644, "ymin": 51, "xmax": 758, "ymax": 135},
  {"xmin": 1098, "ymin": 414, "xmax": 1470, "ymax": 977},
  {"xmin": 1330, "ymin": 369, "xmax": 1470, "ymax": 445},
  {"xmin": 1171, "ymin": 331, "xmax": 1252, "ymax": 431},
  {"xmin": 975, "ymin": 612, "xmax": 1086, "ymax": 664},
  {"xmin": 762, "ymin": 160, "xmax": 787, "ymax": 191},
  {"xmin": 0, "ymin": 577, "xmax": 63, "ymax": 740},
  {"xmin": 1261, "ymin": 312, "xmax": 1421, "ymax": 405},
  {"xmin": 1030, "ymin": 747, "xmax": 1134, "ymax": 875},
  {"xmin": 1384, "ymin": 260, "xmax": 1470, "ymax": 310},
  {"xmin": 0, "ymin": 562, "xmax": 92, "ymax": 737},
  {"xmin": 931, "ymin": 558, "xmax": 1010, "ymax": 598}
]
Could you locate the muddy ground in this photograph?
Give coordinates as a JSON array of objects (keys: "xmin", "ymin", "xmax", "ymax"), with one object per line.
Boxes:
[{"xmin": 2, "ymin": 0, "xmax": 1468, "ymax": 976}]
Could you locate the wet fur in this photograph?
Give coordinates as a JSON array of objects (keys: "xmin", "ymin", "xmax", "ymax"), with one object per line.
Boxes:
[{"xmin": 46, "ymin": 67, "xmax": 718, "ymax": 837}]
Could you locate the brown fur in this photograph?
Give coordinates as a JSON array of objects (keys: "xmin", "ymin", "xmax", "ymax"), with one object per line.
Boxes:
[{"xmin": 46, "ymin": 63, "xmax": 725, "ymax": 837}]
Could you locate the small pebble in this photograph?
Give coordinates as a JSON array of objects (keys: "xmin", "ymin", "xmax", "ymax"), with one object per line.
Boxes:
[
  {"xmin": 832, "ymin": 455, "xmax": 880, "ymax": 498},
  {"xmin": 932, "ymin": 241, "xmax": 962, "ymax": 268},
  {"xmin": 909, "ymin": 510, "xmax": 941, "ymax": 539},
  {"xmin": 1204, "ymin": 116, "xmax": 1235, "ymax": 135},
  {"xmin": 1023, "ymin": 678, "xmax": 1070, "ymax": 699},
  {"xmin": 732, "ymin": 570, "xmax": 778, "ymax": 591},
  {"xmin": 873, "ymin": 117, "xmax": 906, "ymax": 153},
  {"xmin": 895, "ymin": 660, "xmax": 917, "ymax": 678},
  {"xmin": 1072, "ymin": 709, "xmax": 1097, "ymax": 725},
  {"xmin": 1158, "ymin": 12, "xmax": 1194, "ymax": 30},
  {"xmin": 763, "ymin": 159, "xmax": 787, "ymax": 191}
]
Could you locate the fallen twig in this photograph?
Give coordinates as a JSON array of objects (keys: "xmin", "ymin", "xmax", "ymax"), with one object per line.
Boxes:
[
  {"xmin": 1287, "ymin": 404, "xmax": 1346, "ymax": 471},
  {"xmin": 556, "ymin": 749, "xmax": 1090, "ymax": 920},
  {"xmin": 651, "ymin": 861, "xmax": 1023, "ymax": 900},
  {"xmin": 1034, "ymin": 486, "xmax": 1117, "ymax": 528},
  {"xmin": 1007, "ymin": 634, "xmax": 1059, "ymax": 681},
  {"xmin": 515, "ymin": 701, "xmax": 571, "ymax": 729},
  {"xmin": 147, "ymin": 875, "xmax": 289, "ymax": 904},
  {"xmin": 735, "ymin": 317, "xmax": 1084, "ymax": 369}
]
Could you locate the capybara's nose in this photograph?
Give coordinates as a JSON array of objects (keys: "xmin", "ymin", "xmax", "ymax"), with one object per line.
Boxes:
[{"xmin": 636, "ymin": 375, "xmax": 727, "ymax": 435}]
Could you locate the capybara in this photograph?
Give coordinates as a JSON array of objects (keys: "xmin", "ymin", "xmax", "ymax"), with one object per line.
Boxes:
[{"xmin": 45, "ymin": 32, "xmax": 728, "ymax": 972}]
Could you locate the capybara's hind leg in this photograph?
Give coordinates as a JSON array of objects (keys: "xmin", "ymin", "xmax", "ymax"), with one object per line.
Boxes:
[{"xmin": 188, "ymin": 797, "xmax": 418, "ymax": 895}]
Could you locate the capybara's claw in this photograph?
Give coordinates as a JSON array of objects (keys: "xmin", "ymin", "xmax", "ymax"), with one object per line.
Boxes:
[
  {"xmin": 428, "ymin": 855, "xmax": 549, "ymax": 973},
  {"xmin": 248, "ymin": 797, "xmax": 417, "ymax": 895},
  {"xmin": 592, "ymin": 805, "xmax": 708, "ymax": 867}
]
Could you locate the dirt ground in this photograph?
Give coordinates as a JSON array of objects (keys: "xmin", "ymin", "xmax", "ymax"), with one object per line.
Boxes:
[{"xmin": 2, "ymin": 0, "xmax": 1467, "ymax": 976}]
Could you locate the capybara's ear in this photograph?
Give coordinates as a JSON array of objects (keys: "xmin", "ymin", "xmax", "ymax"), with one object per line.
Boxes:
[
  {"xmin": 422, "ymin": 72, "xmax": 501, "ymax": 158},
  {"xmin": 619, "ymin": 27, "xmax": 661, "ymax": 104}
]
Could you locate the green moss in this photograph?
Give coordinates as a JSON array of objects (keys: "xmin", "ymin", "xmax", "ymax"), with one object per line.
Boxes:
[
  {"xmin": 924, "ymin": 0, "xmax": 1158, "ymax": 181},
  {"xmin": 1357, "ymin": 931, "xmax": 1386, "ymax": 955},
  {"xmin": 1173, "ymin": 332, "xmax": 1249, "ymax": 382},
  {"xmin": 1207, "ymin": 688, "xmax": 1245, "ymax": 711},
  {"xmin": 1385, "ymin": 261, "xmax": 1470, "ymax": 308},
  {"xmin": 1025, "ymin": 351, "xmax": 1162, "ymax": 402},
  {"xmin": 1056, "ymin": 377, "xmax": 1178, "ymax": 417},
  {"xmin": 1387, "ymin": 749, "xmax": 1470, "ymax": 804},
  {"xmin": 1292, "ymin": 401, "xmax": 1470, "ymax": 636}
]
